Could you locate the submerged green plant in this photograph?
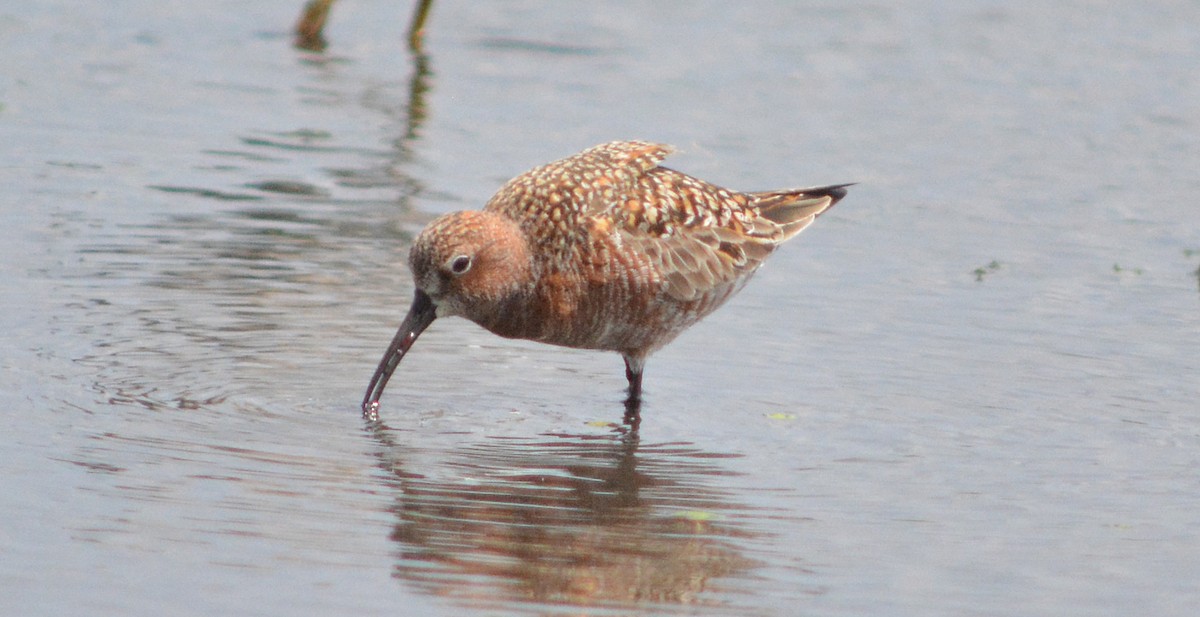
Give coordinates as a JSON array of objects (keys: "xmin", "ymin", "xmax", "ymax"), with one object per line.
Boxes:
[
  {"xmin": 973, "ymin": 260, "xmax": 1002, "ymax": 282},
  {"xmin": 672, "ymin": 510, "xmax": 722, "ymax": 522},
  {"xmin": 1184, "ymin": 250, "xmax": 1200, "ymax": 292}
]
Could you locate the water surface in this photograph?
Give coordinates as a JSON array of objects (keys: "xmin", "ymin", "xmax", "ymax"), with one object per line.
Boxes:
[{"xmin": 3, "ymin": 1, "xmax": 1199, "ymax": 615}]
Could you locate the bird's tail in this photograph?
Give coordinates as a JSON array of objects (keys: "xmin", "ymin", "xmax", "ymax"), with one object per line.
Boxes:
[{"xmin": 753, "ymin": 184, "xmax": 852, "ymax": 241}]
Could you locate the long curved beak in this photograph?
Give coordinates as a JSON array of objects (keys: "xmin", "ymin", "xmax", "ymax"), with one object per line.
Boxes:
[{"xmin": 362, "ymin": 289, "xmax": 437, "ymax": 418}]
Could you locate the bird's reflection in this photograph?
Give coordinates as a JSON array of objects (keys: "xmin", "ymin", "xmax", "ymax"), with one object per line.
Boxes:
[{"xmin": 369, "ymin": 425, "xmax": 761, "ymax": 610}]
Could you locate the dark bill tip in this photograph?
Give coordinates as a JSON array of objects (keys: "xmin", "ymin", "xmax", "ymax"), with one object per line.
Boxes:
[{"xmin": 361, "ymin": 289, "xmax": 436, "ymax": 418}]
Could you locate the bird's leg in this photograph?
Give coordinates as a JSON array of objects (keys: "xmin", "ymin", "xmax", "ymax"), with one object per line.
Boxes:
[
  {"xmin": 623, "ymin": 355, "xmax": 644, "ymax": 401},
  {"xmin": 622, "ymin": 355, "xmax": 644, "ymax": 428}
]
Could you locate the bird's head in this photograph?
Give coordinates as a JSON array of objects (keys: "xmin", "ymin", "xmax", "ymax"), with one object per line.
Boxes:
[{"xmin": 361, "ymin": 211, "xmax": 533, "ymax": 418}]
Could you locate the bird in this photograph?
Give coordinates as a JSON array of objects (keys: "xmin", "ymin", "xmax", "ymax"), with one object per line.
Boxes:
[{"xmin": 362, "ymin": 140, "xmax": 848, "ymax": 422}]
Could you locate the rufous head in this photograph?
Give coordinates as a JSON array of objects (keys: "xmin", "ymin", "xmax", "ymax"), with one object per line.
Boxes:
[{"xmin": 408, "ymin": 210, "xmax": 534, "ymax": 320}]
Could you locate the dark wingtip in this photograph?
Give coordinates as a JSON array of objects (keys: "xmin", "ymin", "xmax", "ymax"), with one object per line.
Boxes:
[
  {"xmin": 810, "ymin": 183, "xmax": 854, "ymax": 203},
  {"xmin": 805, "ymin": 184, "xmax": 854, "ymax": 219}
]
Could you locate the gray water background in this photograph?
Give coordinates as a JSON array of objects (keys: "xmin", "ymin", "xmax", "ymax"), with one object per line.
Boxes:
[{"xmin": 3, "ymin": 1, "xmax": 1199, "ymax": 615}]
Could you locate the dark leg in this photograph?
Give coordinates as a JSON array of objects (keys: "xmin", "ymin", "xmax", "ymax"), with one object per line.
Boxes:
[
  {"xmin": 624, "ymin": 356, "xmax": 643, "ymax": 402},
  {"xmin": 622, "ymin": 355, "xmax": 644, "ymax": 429}
]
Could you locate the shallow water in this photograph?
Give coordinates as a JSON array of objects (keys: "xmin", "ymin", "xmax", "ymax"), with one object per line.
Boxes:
[{"xmin": 4, "ymin": 1, "xmax": 1200, "ymax": 615}]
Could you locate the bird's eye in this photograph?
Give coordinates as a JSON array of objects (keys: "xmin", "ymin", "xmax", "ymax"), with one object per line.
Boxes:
[{"xmin": 448, "ymin": 255, "xmax": 472, "ymax": 275}]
